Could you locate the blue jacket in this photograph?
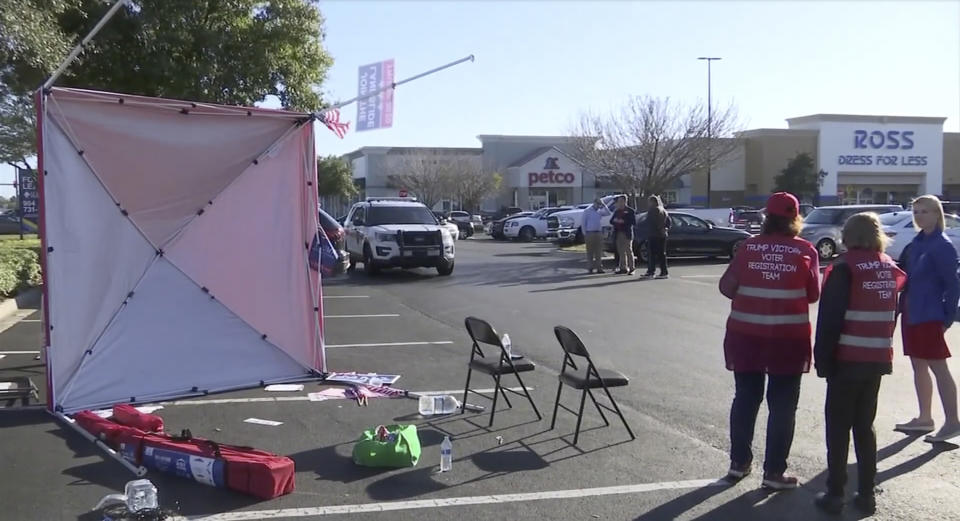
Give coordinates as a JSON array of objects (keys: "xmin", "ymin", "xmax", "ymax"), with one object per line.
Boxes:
[{"xmin": 902, "ymin": 230, "xmax": 960, "ymax": 329}]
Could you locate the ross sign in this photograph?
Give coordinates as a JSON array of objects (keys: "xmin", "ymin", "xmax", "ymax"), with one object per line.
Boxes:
[
  {"xmin": 527, "ymin": 156, "xmax": 578, "ymax": 186},
  {"xmin": 837, "ymin": 129, "xmax": 928, "ymax": 167},
  {"xmin": 356, "ymin": 59, "xmax": 395, "ymax": 131},
  {"xmin": 17, "ymin": 167, "xmax": 38, "ymax": 220}
]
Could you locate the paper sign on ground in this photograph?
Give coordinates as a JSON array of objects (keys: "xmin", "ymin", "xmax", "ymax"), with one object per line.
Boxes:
[
  {"xmin": 264, "ymin": 384, "xmax": 304, "ymax": 392},
  {"xmin": 326, "ymin": 372, "xmax": 401, "ymax": 386},
  {"xmin": 244, "ymin": 417, "xmax": 283, "ymax": 426}
]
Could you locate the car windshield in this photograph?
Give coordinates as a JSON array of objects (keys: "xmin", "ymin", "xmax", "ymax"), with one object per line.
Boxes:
[
  {"xmin": 804, "ymin": 208, "xmax": 844, "ymax": 225},
  {"xmin": 367, "ymin": 206, "xmax": 438, "ymax": 226},
  {"xmin": 879, "ymin": 212, "xmax": 911, "ymax": 226}
]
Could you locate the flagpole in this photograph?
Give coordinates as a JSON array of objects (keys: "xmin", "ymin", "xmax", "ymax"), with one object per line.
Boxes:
[{"xmin": 314, "ymin": 54, "xmax": 475, "ymax": 116}]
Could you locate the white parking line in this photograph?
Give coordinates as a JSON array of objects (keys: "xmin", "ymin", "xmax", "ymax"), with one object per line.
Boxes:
[
  {"xmin": 326, "ymin": 314, "xmax": 399, "ymax": 318},
  {"xmin": 322, "ymin": 295, "xmax": 370, "ymax": 299},
  {"xmin": 326, "ymin": 341, "xmax": 454, "ymax": 348},
  {"xmin": 181, "ymin": 479, "xmax": 726, "ymax": 520},
  {"xmin": 680, "ymin": 275, "xmax": 721, "ymax": 278},
  {"xmin": 159, "ymin": 387, "xmax": 529, "ymax": 406},
  {"xmin": 0, "ymin": 355, "xmax": 5, "ymax": 360},
  {"xmin": 19, "ymin": 319, "xmax": 41, "ymax": 322},
  {"xmin": 0, "ymin": 351, "xmax": 40, "ymax": 355}
]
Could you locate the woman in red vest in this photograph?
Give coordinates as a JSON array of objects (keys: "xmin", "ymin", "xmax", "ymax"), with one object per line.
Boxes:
[
  {"xmin": 813, "ymin": 212, "xmax": 905, "ymax": 516},
  {"xmin": 719, "ymin": 192, "xmax": 820, "ymax": 490}
]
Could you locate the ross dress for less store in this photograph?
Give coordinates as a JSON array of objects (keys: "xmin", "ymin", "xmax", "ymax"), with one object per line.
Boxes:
[{"xmin": 342, "ymin": 113, "xmax": 960, "ymax": 211}]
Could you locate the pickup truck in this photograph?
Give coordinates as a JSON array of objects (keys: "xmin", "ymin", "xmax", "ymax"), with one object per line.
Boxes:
[
  {"xmin": 503, "ymin": 207, "xmax": 572, "ymax": 241},
  {"xmin": 547, "ymin": 195, "xmax": 623, "ymax": 243}
]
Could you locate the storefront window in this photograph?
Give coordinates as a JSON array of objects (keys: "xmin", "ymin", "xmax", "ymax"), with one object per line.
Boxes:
[{"xmin": 528, "ymin": 188, "xmax": 573, "ymax": 209}]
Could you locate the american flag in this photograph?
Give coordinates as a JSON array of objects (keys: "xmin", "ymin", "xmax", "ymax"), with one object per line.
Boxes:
[{"xmin": 319, "ymin": 109, "xmax": 350, "ymax": 139}]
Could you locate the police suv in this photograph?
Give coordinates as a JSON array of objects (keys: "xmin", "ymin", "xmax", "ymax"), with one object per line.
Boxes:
[{"xmin": 343, "ymin": 197, "xmax": 455, "ymax": 276}]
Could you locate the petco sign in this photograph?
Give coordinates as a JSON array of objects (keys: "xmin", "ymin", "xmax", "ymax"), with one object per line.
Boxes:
[
  {"xmin": 527, "ymin": 156, "xmax": 579, "ymax": 187},
  {"xmin": 837, "ymin": 128, "xmax": 929, "ymax": 168}
]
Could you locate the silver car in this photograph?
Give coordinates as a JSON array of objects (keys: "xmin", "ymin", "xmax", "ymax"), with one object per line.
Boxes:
[{"xmin": 799, "ymin": 204, "xmax": 903, "ymax": 260}]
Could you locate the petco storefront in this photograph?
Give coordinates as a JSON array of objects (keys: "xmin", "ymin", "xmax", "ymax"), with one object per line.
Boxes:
[
  {"xmin": 503, "ymin": 146, "xmax": 586, "ymax": 209},
  {"xmin": 787, "ymin": 115, "xmax": 945, "ymax": 206}
]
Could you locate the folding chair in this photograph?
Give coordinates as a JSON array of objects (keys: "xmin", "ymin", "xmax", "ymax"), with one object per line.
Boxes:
[
  {"xmin": 551, "ymin": 326, "xmax": 635, "ymax": 445},
  {"xmin": 0, "ymin": 377, "xmax": 39, "ymax": 407},
  {"xmin": 462, "ymin": 316, "xmax": 541, "ymax": 427}
]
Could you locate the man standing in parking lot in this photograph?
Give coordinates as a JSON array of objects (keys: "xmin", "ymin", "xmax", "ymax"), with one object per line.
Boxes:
[
  {"xmin": 612, "ymin": 195, "xmax": 637, "ymax": 275},
  {"xmin": 644, "ymin": 195, "xmax": 671, "ymax": 279},
  {"xmin": 583, "ymin": 198, "xmax": 610, "ymax": 274}
]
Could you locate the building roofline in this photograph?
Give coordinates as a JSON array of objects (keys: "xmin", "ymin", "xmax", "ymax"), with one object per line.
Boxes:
[
  {"xmin": 477, "ymin": 134, "xmax": 587, "ymax": 143},
  {"xmin": 786, "ymin": 114, "xmax": 947, "ymax": 125},
  {"xmin": 342, "ymin": 146, "xmax": 482, "ymax": 160},
  {"xmin": 737, "ymin": 128, "xmax": 820, "ymax": 137}
]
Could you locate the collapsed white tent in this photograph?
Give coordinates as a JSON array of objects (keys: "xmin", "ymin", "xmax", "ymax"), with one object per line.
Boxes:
[{"xmin": 38, "ymin": 88, "xmax": 325, "ymax": 413}]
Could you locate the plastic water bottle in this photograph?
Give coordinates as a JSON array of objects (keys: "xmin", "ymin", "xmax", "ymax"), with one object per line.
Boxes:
[
  {"xmin": 440, "ymin": 436, "xmax": 452, "ymax": 472},
  {"xmin": 418, "ymin": 395, "xmax": 461, "ymax": 416},
  {"xmin": 124, "ymin": 479, "xmax": 158, "ymax": 512},
  {"xmin": 501, "ymin": 333, "xmax": 512, "ymax": 357}
]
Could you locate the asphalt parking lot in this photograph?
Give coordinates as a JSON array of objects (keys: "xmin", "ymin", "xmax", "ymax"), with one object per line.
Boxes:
[{"xmin": 1, "ymin": 236, "xmax": 959, "ymax": 520}]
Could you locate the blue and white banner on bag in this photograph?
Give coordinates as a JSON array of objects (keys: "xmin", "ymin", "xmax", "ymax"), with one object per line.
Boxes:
[{"xmin": 356, "ymin": 59, "xmax": 395, "ymax": 131}]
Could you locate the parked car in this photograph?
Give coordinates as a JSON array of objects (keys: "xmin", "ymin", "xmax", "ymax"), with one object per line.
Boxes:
[
  {"xmin": 503, "ymin": 206, "xmax": 571, "ymax": 241},
  {"xmin": 603, "ymin": 211, "xmax": 751, "ymax": 262},
  {"xmin": 667, "ymin": 207, "xmax": 736, "ymax": 227},
  {"xmin": 549, "ymin": 195, "xmax": 624, "ymax": 243},
  {"xmin": 881, "ymin": 210, "xmax": 960, "ymax": 262},
  {"xmin": 490, "ymin": 211, "xmax": 533, "ymax": 240},
  {"xmin": 446, "ymin": 211, "xmax": 476, "ymax": 238},
  {"xmin": 730, "ymin": 209, "xmax": 764, "ymax": 234},
  {"xmin": 433, "ymin": 212, "xmax": 461, "ymax": 240},
  {"xmin": 309, "ymin": 208, "xmax": 350, "ymax": 275},
  {"xmin": 800, "ymin": 204, "xmax": 903, "ymax": 260},
  {"xmin": 0, "ymin": 214, "xmax": 38, "ymax": 235}
]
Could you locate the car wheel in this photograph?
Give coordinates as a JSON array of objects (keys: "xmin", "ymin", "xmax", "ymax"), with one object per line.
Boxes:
[
  {"xmin": 363, "ymin": 244, "xmax": 380, "ymax": 275},
  {"xmin": 816, "ymin": 239, "xmax": 837, "ymax": 261},
  {"xmin": 637, "ymin": 242, "xmax": 650, "ymax": 264},
  {"xmin": 437, "ymin": 259, "xmax": 454, "ymax": 276},
  {"xmin": 729, "ymin": 239, "xmax": 744, "ymax": 260},
  {"xmin": 574, "ymin": 228, "xmax": 584, "ymax": 243},
  {"xmin": 519, "ymin": 226, "xmax": 535, "ymax": 242},
  {"xmin": 348, "ymin": 253, "xmax": 357, "ymax": 271}
]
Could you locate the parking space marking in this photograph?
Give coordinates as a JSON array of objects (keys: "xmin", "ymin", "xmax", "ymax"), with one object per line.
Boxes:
[
  {"xmin": 0, "ymin": 355, "xmax": 4, "ymax": 360},
  {"xmin": 159, "ymin": 387, "xmax": 529, "ymax": 406},
  {"xmin": 0, "ymin": 351, "xmax": 40, "ymax": 355},
  {"xmin": 322, "ymin": 295, "xmax": 369, "ymax": 299},
  {"xmin": 326, "ymin": 341, "xmax": 454, "ymax": 348},
  {"xmin": 182, "ymin": 479, "xmax": 726, "ymax": 520},
  {"xmin": 680, "ymin": 275, "xmax": 721, "ymax": 278},
  {"xmin": 326, "ymin": 314, "xmax": 400, "ymax": 318},
  {"xmin": 18, "ymin": 319, "xmax": 41, "ymax": 322}
]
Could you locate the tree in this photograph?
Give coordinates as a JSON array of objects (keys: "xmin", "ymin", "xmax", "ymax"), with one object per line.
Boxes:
[
  {"xmin": 456, "ymin": 171, "xmax": 502, "ymax": 213},
  {"xmin": 316, "ymin": 155, "xmax": 357, "ymax": 199},
  {"xmin": 569, "ymin": 95, "xmax": 742, "ymax": 204},
  {"xmin": 386, "ymin": 151, "xmax": 477, "ymax": 209},
  {"xmin": 774, "ymin": 152, "xmax": 820, "ymax": 202},
  {"xmin": 1, "ymin": 0, "xmax": 333, "ymax": 170}
]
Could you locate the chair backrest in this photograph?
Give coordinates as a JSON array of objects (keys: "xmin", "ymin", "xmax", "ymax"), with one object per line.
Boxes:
[
  {"xmin": 553, "ymin": 326, "xmax": 590, "ymax": 359},
  {"xmin": 465, "ymin": 316, "xmax": 502, "ymax": 350}
]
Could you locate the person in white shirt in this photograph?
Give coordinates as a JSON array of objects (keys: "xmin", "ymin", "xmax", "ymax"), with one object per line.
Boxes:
[{"xmin": 583, "ymin": 198, "xmax": 610, "ymax": 273}]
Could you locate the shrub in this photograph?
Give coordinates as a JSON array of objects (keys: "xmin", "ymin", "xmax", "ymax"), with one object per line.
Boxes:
[{"xmin": 0, "ymin": 239, "xmax": 42, "ymax": 297}]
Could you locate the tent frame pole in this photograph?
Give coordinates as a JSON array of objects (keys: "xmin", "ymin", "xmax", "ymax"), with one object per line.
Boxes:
[
  {"xmin": 42, "ymin": 0, "xmax": 130, "ymax": 91},
  {"xmin": 52, "ymin": 411, "xmax": 148, "ymax": 477}
]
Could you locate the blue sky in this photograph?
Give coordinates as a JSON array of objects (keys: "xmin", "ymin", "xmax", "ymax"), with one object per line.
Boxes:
[{"xmin": 3, "ymin": 1, "xmax": 958, "ymax": 197}]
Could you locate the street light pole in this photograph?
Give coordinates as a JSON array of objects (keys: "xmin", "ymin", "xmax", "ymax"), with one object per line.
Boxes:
[{"xmin": 698, "ymin": 57, "xmax": 721, "ymax": 208}]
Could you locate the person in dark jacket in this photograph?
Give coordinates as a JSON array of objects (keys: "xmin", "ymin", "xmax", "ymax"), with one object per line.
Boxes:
[
  {"xmin": 895, "ymin": 195, "xmax": 960, "ymax": 443},
  {"xmin": 813, "ymin": 212, "xmax": 905, "ymax": 516},
  {"xmin": 643, "ymin": 195, "xmax": 671, "ymax": 279},
  {"xmin": 611, "ymin": 195, "xmax": 637, "ymax": 275}
]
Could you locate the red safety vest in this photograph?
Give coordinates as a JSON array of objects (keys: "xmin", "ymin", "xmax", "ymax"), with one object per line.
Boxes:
[
  {"xmin": 726, "ymin": 236, "xmax": 816, "ymax": 340},
  {"xmin": 833, "ymin": 250, "xmax": 906, "ymax": 363}
]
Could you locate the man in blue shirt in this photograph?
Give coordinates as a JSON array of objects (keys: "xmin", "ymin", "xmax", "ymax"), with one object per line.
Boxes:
[{"xmin": 583, "ymin": 198, "xmax": 610, "ymax": 273}]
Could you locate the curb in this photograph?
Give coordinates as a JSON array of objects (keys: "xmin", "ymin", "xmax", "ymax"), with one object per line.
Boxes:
[{"xmin": 0, "ymin": 287, "xmax": 41, "ymax": 323}]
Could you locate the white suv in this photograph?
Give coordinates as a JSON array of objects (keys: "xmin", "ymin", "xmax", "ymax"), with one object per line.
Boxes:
[
  {"xmin": 503, "ymin": 207, "xmax": 572, "ymax": 241},
  {"xmin": 344, "ymin": 198, "xmax": 455, "ymax": 276}
]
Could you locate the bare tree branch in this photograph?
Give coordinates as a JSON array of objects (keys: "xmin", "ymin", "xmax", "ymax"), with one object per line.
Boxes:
[
  {"xmin": 569, "ymin": 95, "xmax": 742, "ymax": 203},
  {"xmin": 385, "ymin": 150, "xmax": 485, "ymax": 209}
]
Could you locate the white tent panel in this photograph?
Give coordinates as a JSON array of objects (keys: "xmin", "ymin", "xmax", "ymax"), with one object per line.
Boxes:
[
  {"xmin": 165, "ymin": 127, "xmax": 321, "ymax": 371},
  {"xmin": 44, "ymin": 122, "xmax": 158, "ymax": 401},
  {"xmin": 57, "ymin": 258, "xmax": 311, "ymax": 413}
]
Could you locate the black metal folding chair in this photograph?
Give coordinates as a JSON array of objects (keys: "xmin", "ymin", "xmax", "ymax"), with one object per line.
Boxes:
[
  {"xmin": 551, "ymin": 326, "xmax": 635, "ymax": 445},
  {"xmin": 462, "ymin": 316, "xmax": 541, "ymax": 427}
]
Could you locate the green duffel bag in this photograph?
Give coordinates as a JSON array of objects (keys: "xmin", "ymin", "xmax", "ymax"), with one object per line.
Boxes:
[{"xmin": 352, "ymin": 424, "xmax": 421, "ymax": 468}]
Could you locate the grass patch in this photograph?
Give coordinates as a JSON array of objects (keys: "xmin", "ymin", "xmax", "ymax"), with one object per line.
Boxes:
[{"xmin": 0, "ymin": 237, "xmax": 42, "ymax": 297}]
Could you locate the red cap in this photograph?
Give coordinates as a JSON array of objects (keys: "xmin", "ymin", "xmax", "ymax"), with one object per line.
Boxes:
[{"xmin": 766, "ymin": 192, "xmax": 799, "ymax": 218}]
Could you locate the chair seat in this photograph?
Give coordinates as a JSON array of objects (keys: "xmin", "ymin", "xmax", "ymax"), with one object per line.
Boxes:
[
  {"xmin": 470, "ymin": 358, "xmax": 535, "ymax": 375},
  {"xmin": 560, "ymin": 368, "xmax": 629, "ymax": 389}
]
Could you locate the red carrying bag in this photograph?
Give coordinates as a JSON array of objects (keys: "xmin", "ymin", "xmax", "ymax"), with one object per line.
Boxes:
[
  {"xmin": 138, "ymin": 432, "xmax": 295, "ymax": 499},
  {"xmin": 72, "ymin": 411, "xmax": 146, "ymax": 463},
  {"xmin": 112, "ymin": 404, "xmax": 164, "ymax": 432}
]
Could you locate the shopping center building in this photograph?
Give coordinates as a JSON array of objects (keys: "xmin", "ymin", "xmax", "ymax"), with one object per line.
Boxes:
[{"xmin": 339, "ymin": 113, "xmax": 959, "ymax": 213}]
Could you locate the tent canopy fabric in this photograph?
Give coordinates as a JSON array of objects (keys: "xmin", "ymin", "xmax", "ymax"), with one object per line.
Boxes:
[{"xmin": 41, "ymin": 87, "xmax": 324, "ymax": 413}]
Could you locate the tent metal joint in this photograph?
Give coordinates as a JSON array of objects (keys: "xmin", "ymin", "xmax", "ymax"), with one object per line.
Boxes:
[
  {"xmin": 197, "ymin": 208, "xmax": 205, "ymax": 216},
  {"xmin": 117, "ymin": 98, "xmax": 124, "ymax": 104},
  {"xmin": 47, "ymin": 246, "xmax": 54, "ymax": 253},
  {"xmin": 120, "ymin": 208, "xmax": 128, "ymax": 216},
  {"xmin": 179, "ymin": 108, "xmax": 189, "ymax": 115}
]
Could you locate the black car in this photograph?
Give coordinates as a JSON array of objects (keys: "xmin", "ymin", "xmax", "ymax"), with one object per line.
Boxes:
[{"xmin": 605, "ymin": 211, "xmax": 751, "ymax": 262}]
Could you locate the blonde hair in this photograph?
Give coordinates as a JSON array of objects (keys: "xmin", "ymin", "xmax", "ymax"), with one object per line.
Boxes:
[
  {"xmin": 648, "ymin": 195, "xmax": 663, "ymax": 208},
  {"xmin": 842, "ymin": 212, "xmax": 889, "ymax": 252},
  {"xmin": 912, "ymin": 194, "xmax": 946, "ymax": 231}
]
